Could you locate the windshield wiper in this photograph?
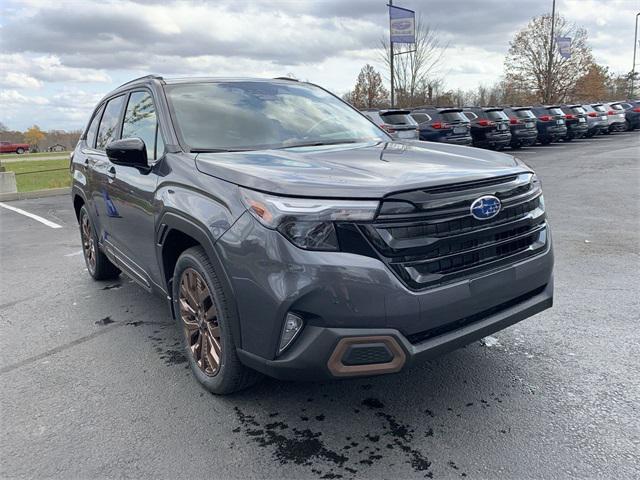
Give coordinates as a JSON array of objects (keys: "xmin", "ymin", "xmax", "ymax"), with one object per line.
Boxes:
[
  {"xmin": 191, "ymin": 148, "xmax": 255, "ymax": 153},
  {"xmin": 274, "ymin": 139, "xmax": 360, "ymax": 149}
]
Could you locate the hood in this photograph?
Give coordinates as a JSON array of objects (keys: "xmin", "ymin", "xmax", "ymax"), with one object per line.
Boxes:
[{"xmin": 195, "ymin": 141, "xmax": 530, "ymax": 198}]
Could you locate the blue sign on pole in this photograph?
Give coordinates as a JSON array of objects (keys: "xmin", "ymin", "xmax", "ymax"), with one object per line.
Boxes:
[
  {"xmin": 389, "ymin": 5, "xmax": 415, "ymax": 44},
  {"xmin": 556, "ymin": 36, "xmax": 572, "ymax": 59}
]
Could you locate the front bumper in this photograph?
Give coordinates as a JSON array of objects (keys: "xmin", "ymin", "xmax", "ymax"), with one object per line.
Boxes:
[{"xmin": 218, "ymin": 212, "xmax": 554, "ymax": 381}]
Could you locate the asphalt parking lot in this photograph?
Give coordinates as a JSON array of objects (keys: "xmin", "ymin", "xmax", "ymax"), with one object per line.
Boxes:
[{"xmin": 1, "ymin": 132, "xmax": 639, "ymax": 479}]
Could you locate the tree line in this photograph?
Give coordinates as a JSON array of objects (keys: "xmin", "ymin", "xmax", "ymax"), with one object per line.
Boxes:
[
  {"xmin": 0, "ymin": 123, "xmax": 81, "ymax": 152},
  {"xmin": 343, "ymin": 13, "xmax": 638, "ymax": 110}
]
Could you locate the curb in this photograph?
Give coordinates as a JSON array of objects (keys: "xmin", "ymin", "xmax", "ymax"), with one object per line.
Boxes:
[{"xmin": 0, "ymin": 187, "xmax": 71, "ymax": 202}]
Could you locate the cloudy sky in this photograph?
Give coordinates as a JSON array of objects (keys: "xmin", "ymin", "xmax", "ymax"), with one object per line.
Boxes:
[{"xmin": 0, "ymin": 0, "xmax": 637, "ymax": 131}]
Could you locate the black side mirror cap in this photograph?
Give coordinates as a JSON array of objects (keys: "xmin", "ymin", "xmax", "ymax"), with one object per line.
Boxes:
[{"xmin": 106, "ymin": 138, "xmax": 149, "ymax": 171}]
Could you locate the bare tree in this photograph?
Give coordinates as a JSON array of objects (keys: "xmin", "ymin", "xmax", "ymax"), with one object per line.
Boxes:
[
  {"xmin": 505, "ymin": 14, "xmax": 593, "ymax": 104},
  {"xmin": 380, "ymin": 16, "xmax": 448, "ymax": 108}
]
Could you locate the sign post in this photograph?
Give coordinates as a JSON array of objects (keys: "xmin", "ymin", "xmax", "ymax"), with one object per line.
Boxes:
[{"xmin": 388, "ymin": 2, "xmax": 415, "ymax": 108}]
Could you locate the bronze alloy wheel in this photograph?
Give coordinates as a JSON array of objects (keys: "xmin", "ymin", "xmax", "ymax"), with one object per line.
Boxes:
[
  {"xmin": 179, "ymin": 268, "xmax": 222, "ymax": 376},
  {"xmin": 81, "ymin": 213, "xmax": 96, "ymax": 274}
]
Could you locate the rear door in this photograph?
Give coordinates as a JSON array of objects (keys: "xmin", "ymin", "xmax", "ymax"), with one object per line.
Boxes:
[{"xmin": 90, "ymin": 94, "xmax": 127, "ymax": 240}]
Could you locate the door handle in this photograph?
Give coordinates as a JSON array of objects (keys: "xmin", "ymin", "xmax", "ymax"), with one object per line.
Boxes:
[{"xmin": 106, "ymin": 166, "xmax": 116, "ymax": 179}]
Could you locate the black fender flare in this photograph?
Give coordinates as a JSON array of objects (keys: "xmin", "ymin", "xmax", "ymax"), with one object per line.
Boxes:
[{"xmin": 157, "ymin": 211, "xmax": 243, "ymax": 348}]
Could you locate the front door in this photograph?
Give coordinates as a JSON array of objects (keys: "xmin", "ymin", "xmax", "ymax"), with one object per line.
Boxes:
[{"xmin": 103, "ymin": 90, "xmax": 165, "ymax": 290}]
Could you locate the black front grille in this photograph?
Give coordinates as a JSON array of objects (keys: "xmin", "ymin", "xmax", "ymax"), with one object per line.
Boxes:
[{"xmin": 361, "ymin": 173, "xmax": 548, "ymax": 289}]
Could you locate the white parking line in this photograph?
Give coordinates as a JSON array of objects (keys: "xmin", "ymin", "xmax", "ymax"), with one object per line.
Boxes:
[
  {"xmin": 0, "ymin": 202, "xmax": 63, "ymax": 229},
  {"xmin": 64, "ymin": 250, "xmax": 83, "ymax": 257}
]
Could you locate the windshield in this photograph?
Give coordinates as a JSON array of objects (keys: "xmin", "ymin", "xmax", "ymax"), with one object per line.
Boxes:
[
  {"xmin": 166, "ymin": 81, "xmax": 388, "ymax": 151},
  {"xmin": 486, "ymin": 110, "xmax": 509, "ymax": 121},
  {"xmin": 514, "ymin": 109, "xmax": 535, "ymax": 119}
]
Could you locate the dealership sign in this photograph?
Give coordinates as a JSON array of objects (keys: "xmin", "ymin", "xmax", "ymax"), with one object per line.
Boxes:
[
  {"xmin": 389, "ymin": 5, "xmax": 415, "ymax": 44},
  {"xmin": 556, "ymin": 36, "xmax": 572, "ymax": 59}
]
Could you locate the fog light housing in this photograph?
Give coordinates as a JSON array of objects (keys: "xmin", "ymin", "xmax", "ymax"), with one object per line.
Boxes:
[{"xmin": 278, "ymin": 313, "xmax": 304, "ymax": 355}]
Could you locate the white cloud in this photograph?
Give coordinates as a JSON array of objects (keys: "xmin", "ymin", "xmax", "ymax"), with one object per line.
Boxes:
[
  {"xmin": 0, "ymin": 89, "xmax": 49, "ymax": 105},
  {"xmin": 0, "ymin": 72, "xmax": 43, "ymax": 89}
]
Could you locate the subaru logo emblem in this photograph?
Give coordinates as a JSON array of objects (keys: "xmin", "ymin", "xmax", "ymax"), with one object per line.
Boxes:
[{"xmin": 470, "ymin": 195, "xmax": 501, "ymax": 220}]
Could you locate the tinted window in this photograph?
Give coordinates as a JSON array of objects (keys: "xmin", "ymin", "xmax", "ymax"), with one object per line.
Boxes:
[
  {"xmin": 618, "ymin": 103, "xmax": 631, "ymax": 109},
  {"xmin": 411, "ymin": 113, "xmax": 432, "ymax": 123},
  {"xmin": 610, "ymin": 104, "xmax": 624, "ymax": 111},
  {"xmin": 166, "ymin": 82, "xmax": 387, "ymax": 151},
  {"xmin": 548, "ymin": 108, "xmax": 563, "ymax": 115},
  {"xmin": 571, "ymin": 106, "xmax": 586, "ymax": 114},
  {"xmin": 441, "ymin": 111, "xmax": 467, "ymax": 122},
  {"xmin": 514, "ymin": 109, "xmax": 535, "ymax": 119},
  {"xmin": 486, "ymin": 110, "xmax": 509, "ymax": 121},
  {"xmin": 381, "ymin": 113, "xmax": 416, "ymax": 125},
  {"xmin": 463, "ymin": 111, "xmax": 477, "ymax": 120},
  {"xmin": 85, "ymin": 105, "xmax": 104, "ymax": 148},
  {"xmin": 593, "ymin": 105, "xmax": 606, "ymax": 112},
  {"xmin": 122, "ymin": 91, "xmax": 161, "ymax": 160},
  {"xmin": 96, "ymin": 95, "xmax": 125, "ymax": 150}
]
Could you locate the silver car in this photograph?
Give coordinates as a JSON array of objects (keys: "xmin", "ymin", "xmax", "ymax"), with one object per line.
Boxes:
[
  {"xmin": 604, "ymin": 102, "xmax": 627, "ymax": 132},
  {"xmin": 361, "ymin": 109, "xmax": 419, "ymax": 140},
  {"xmin": 583, "ymin": 104, "xmax": 609, "ymax": 136}
]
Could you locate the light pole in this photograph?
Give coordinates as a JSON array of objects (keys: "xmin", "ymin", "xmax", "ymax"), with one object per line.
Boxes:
[
  {"xmin": 632, "ymin": 12, "xmax": 639, "ymax": 98},
  {"xmin": 545, "ymin": 0, "xmax": 556, "ymax": 104},
  {"xmin": 388, "ymin": 0, "xmax": 395, "ymax": 107}
]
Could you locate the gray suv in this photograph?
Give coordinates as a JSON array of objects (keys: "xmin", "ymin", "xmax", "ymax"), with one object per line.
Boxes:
[{"xmin": 71, "ymin": 76, "xmax": 554, "ymax": 394}]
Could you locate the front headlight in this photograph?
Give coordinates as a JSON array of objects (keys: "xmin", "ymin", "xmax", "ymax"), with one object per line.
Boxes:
[{"xmin": 239, "ymin": 187, "xmax": 379, "ymax": 251}]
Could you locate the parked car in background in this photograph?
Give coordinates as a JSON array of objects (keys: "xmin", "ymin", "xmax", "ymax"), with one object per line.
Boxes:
[
  {"xmin": 560, "ymin": 105, "xmax": 589, "ymax": 141},
  {"xmin": 587, "ymin": 103, "xmax": 614, "ymax": 134},
  {"xmin": 48, "ymin": 143, "xmax": 66, "ymax": 152},
  {"xmin": 361, "ymin": 109, "xmax": 418, "ymax": 140},
  {"xmin": 502, "ymin": 106, "xmax": 538, "ymax": 149},
  {"xmin": 582, "ymin": 104, "xmax": 609, "ymax": 137},
  {"xmin": 461, "ymin": 107, "xmax": 511, "ymax": 150},
  {"xmin": 530, "ymin": 106, "xmax": 567, "ymax": 144},
  {"xmin": 0, "ymin": 141, "xmax": 29, "ymax": 154},
  {"xmin": 615, "ymin": 100, "xmax": 640, "ymax": 130},
  {"xmin": 410, "ymin": 107, "xmax": 472, "ymax": 145},
  {"xmin": 604, "ymin": 102, "xmax": 627, "ymax": 132}
]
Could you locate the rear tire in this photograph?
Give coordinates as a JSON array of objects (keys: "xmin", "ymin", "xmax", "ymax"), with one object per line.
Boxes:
[
  {"xmin": 79, "ymin": 206, "xmax": 120, "ymax": 280},
  {"xmin": 16, "ymin": 148, "xmax": 24, "ymax": 154},
  {"xmin": 172, "ymin": 246, "xmax": 262, "ymax": 395}
]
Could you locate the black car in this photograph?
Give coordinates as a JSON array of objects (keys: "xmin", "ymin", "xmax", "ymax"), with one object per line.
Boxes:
[
  {"xmin": 530, "ymin": 106, "xmax": 567, "ymax": 144},
  {"xmin": 410, "ymin": 107, "xmax": 472, "ymax": 145},
  {"xmin": 70, "ymin": 75, "xmax": 553, "ymax": 394},
  {"xmin": 615, "ymin": 100, "xmax": 640, "ymax": 130},
  {"xmin": 461, "ymin": 107, "xmax": 512, "ymax": 150},
  {"xmin": 502, "ymin": 107, "xmax": 538, "ymax": 149},
  {"xmin": 560, "ymin": 105, "xmax": 589, "ymax": 141}
]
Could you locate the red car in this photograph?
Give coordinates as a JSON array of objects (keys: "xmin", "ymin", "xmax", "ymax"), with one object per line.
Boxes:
[{"xmin": 0, "ymin": 141, "xmax": 29, "ymax": 154}]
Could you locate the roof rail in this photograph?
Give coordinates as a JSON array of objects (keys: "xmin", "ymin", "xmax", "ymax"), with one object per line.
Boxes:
[
  {"xmin": 117, "ymin": 74, "xmax": 163, "ymax": 89},
  {"xmin": 273, "ymin": 76, "xmax": 299, "ymax": 81}
]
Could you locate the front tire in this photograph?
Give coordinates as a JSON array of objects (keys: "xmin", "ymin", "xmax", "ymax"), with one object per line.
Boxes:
[
  {"xmin": 173, "ymin": 246, "xmax": 261, "ymax": 395},
  {"xmin": 79, "ymin": 206, "xmax": 120, "ymax": 280},
  {"xmin": 16, "ymin": 148, "xmax": 24, "ymax": 154}
]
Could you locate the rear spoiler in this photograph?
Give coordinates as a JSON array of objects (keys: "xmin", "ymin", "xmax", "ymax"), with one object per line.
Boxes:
[{"xmin": 380, "ymin": 110, "xmax": 411, "ymax": 116}]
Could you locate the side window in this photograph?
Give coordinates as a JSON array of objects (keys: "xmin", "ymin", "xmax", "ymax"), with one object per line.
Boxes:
[
  {"xmin": 122, "ymin": 91, "xmax": 164, "ymax": 160},
  {"xmin": 85, "ymin": 105, "xmax": 104, "ymax": 149},
  {"xmin": 96, "ymin": 95, "xmax": 125, "ymax": 150}
]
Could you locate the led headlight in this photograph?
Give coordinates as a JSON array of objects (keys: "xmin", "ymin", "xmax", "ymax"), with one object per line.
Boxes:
[{"xmin": 240, "ymin": 187, "xmax": 379, "ymax": 251}]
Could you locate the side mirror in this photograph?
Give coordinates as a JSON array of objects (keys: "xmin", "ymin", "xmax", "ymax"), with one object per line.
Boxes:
[{"xmin": 106, "ymin": 138, "xmax": 149, "ymax": 171}]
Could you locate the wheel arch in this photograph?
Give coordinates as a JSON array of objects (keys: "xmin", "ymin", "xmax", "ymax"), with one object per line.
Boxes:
[{"xmin": 157, "ymin": 212, "xmax": 243, "ymax": 347}]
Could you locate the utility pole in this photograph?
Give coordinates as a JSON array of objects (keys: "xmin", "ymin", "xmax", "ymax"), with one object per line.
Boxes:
[
  {"xmin": 389, "ymin": 0, "xmax": 395, "ymax": 108},
  {"xmin": 545, "ymin": 0, "xmax": 556, "ymax": 104},
  {"xmin": 632, "ymin": 12, "xmax": 639, "ymax": 98}
]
